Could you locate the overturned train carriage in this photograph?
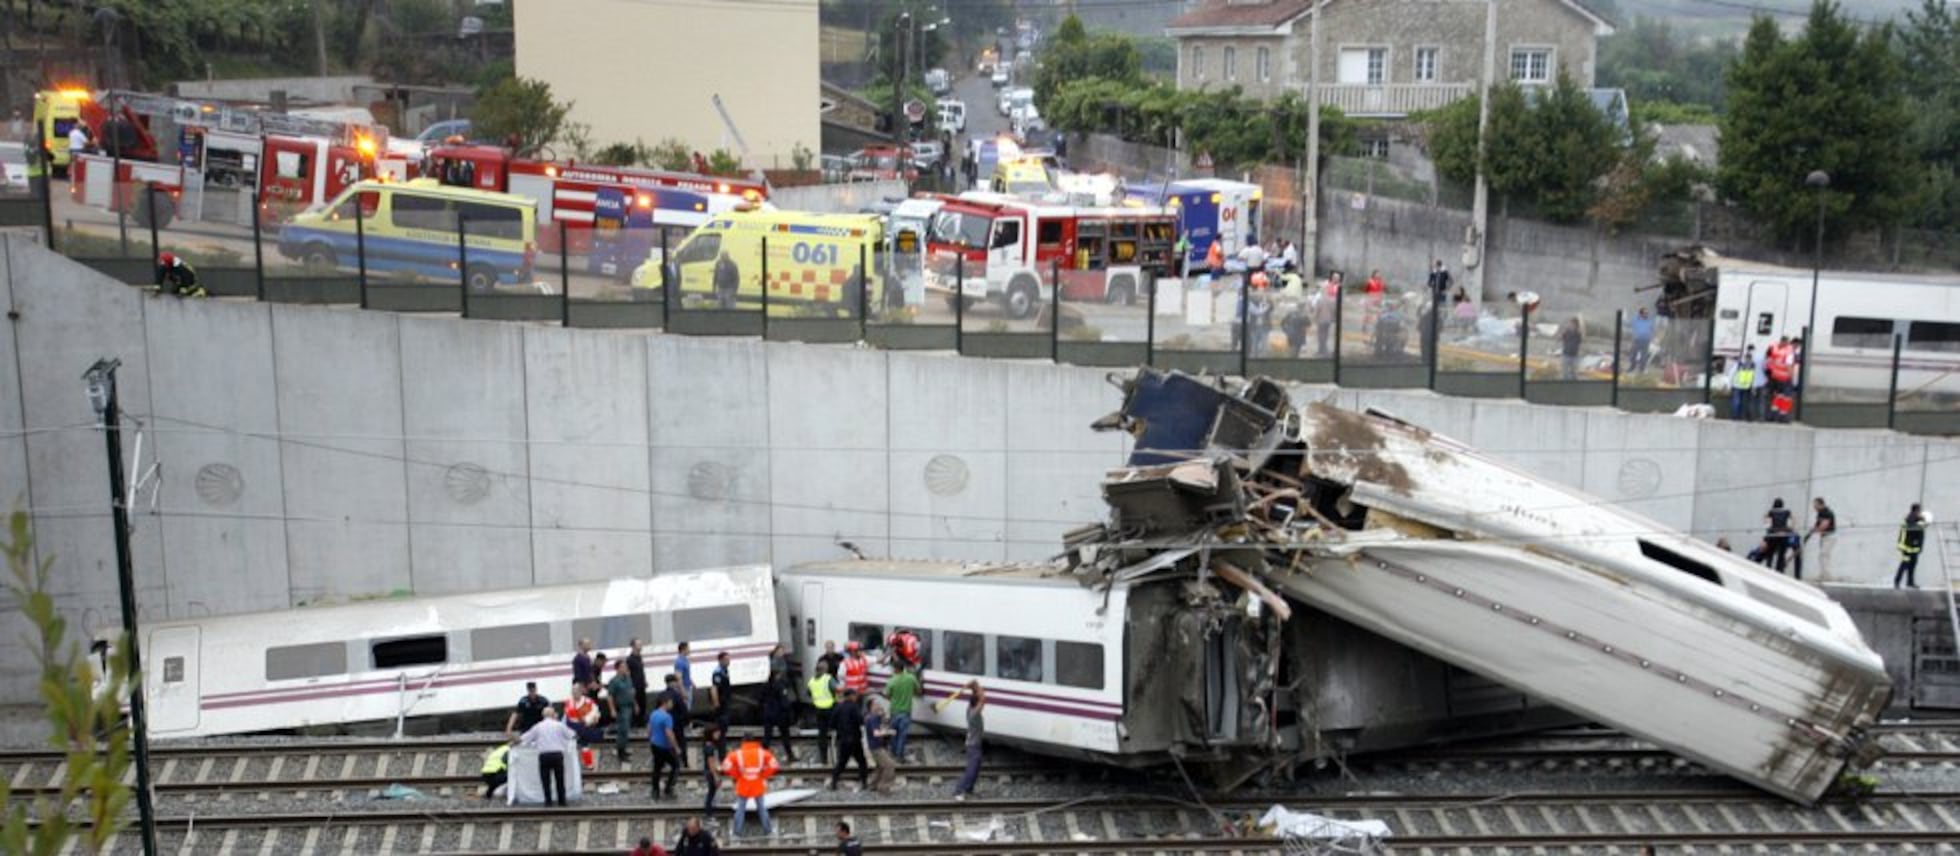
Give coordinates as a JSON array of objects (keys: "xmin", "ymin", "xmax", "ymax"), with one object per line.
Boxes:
[{"xmin": 1080, "ymin": 369, "xmax": 1890, "ymax": 804}]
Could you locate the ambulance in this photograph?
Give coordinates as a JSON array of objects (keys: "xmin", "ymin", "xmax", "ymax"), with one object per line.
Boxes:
[
  {"xmin": 1122, "ymin": 178, "xmax": 1262, "ymax": 271},
  {"xmin": 29, "ymin": 89, "xmax": 90, "ymax": 173},
  {"xmin": 641, "ymin": 209, "xmax": 886, "ymax": 315}
]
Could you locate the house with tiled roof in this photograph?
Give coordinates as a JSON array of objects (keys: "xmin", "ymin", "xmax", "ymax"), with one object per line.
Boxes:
[{"xmin": 1166, "ymin": 0, "xmax": 1614, "ymax": 118}]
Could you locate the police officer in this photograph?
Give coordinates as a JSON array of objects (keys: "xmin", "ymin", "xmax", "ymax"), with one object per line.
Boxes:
[
  {"xmin": 807, "ymin": 660, "xmax": 838, "ymax": 764},
  {"xmin": 156, "ymin": 253, "xmax": 206, "ymax": 297}
]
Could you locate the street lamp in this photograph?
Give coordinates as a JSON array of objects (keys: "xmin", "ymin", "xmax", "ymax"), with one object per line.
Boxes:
[
  {"xmin": 83, "ymin": 357, "xmax": 158, "ymax": 856},
  {"xmin": 1797, "ymin": 169, "xmax": 1828, "ymax": 422}
]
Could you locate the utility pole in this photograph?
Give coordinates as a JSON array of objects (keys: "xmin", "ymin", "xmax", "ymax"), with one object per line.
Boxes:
[
  {"xmin": 84, "ymin": 358, "xmax": 158, "ymax": 856},
  {"xmin": 1301, "ymin": 2, "xmax": 1321, "ymax": 277},
  {"xmin": 892, "ymin": 12, "xmax": 910, "ymax": 144},
  {"xmin": 1467, "ymin": 0, "xmax": 1497, "ymax": 302}
]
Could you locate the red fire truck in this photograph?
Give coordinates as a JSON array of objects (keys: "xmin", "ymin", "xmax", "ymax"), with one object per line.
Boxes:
[
  {"xmin": 422, "ymin": 145, "xmax": 767, "ymax": 257},
  {"xmin": 924, "ymin": 192, "xmax": 1175, "ymax": 318}
]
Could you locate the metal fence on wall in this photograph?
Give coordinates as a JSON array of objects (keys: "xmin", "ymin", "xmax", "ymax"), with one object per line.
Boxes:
[{"xmin": 4, "ymin": 178, "xmax": 1955, "ymax": 436}]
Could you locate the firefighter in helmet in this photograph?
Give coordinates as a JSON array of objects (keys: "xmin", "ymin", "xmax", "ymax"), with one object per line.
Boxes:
[{"xmin": 156, "ymin": 253, "xmax": 206, "ymax": 297}]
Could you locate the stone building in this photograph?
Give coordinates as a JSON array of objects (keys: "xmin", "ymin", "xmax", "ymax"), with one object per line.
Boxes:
[{"xmin": 1166, "ymin": 0, "xmax": 1614, "ymax": 118}]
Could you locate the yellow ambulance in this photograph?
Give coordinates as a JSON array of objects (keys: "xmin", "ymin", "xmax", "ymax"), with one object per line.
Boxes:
[
  {"xmin": 643, "ymin": 209, "xmax": 887, "ymax": 315},
  {"xmin": 31, "ymin": 89, "xmax": 90, "ymax": 172}
]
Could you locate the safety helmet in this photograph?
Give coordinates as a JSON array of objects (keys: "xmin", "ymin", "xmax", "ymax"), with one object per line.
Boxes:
[
  {"xmin": 158, "ymin": 252, "xmax": 178, "ymax": 267},
  {"xmin": 1251, "ymin": 271, "xmax": 1270, "ymax": 289},
  {"xmin": 846, "ymin": 641, "xmax": 861, "ymax": 652}
]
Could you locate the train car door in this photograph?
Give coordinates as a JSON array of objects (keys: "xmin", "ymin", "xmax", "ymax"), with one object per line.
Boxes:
[
  {"xmin": 146, "ymin": 627, "xmax": 201, "ymax": 733},
  {"xmin": 1743, "ymin": 280, "xmax": 1788, "ymax": 356},
  {"xmin": 798, "ymin": 582, "xmax": 824, "ymax": 662}
]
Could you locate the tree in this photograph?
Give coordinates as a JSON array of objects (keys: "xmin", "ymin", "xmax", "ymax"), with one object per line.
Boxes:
[
  {"xmin": 0, "ymin": 510, "xmax": 135, "ymax": 856},
  {"xmin": 1530, "ymin": 75, "xmax": 1623, "ymax": 222},
  {"xmin": 1718, "ymin": 2, "xmax": 1914, "ymax": 245},
  {"xmin": 470, "ymin": 77, "xmax": 573, "ymax": 157},
  {"xmin": 1597, "ymin": 16, "xmax": 1739, "ymax": 114},
  {"xmin": 1033, "ymin": 15, "xmax": 1144, "ymax": 110},
  {"xmin": 1422, "ymin": 78, "xmax": 1624, "ymax": 223},
  {"xmin": 1896, "ymin": 0, "xmax": 1958, "ymax": 232}
]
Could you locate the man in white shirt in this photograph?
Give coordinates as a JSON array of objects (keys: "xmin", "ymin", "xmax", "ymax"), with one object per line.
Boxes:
[
  {"xmin": 520, "ymin": 707, "xmax": 579, "ymax": 806},
  {"xmin": 67, "ymin": 124, "xmax": 89, "ymax": 157},
  {"xmin": 1237, "ymin": 241, "xmax": 1267, "ymax": 272}
]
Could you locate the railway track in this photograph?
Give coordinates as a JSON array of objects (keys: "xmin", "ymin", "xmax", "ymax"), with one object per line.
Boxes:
[{"xmin": 88, "ymin": 789, "xmax": 1960, "ymax": 854}]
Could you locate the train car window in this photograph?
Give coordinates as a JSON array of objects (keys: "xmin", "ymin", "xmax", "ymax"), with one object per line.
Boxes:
[
  {"xmin": 372, "ymin": 635, "xmax": 448, "ymax": 669},
  {"xmin": 1055, "ymin": 641, "xmax": 1104, "ymax": 689},
  {"xmin": 909, "ymin": 628, "xmax": 935, "ymax": 668},
  {"xmin": 1637, "ymin": 540, "xmax": 1722, "ymax": 587},
  {"xmin": 1831, "ymin": 316, "xmax": 1894, "ymax": 349},
  {"xmin": 942, "ymin": 631, "xmax": 985, "ymax": 675},
  {"xmin": 266, "ymin": 642, "xmax": 348, "ymax": 681},
  {"xmin": 162, "ymin": 657, "xmax": 185, "ymax": 684},
  {"xmin": 574, "ymin": 614, "xmax": 654, "ymax": 650},
  {"xmin": 847, "ymin": 623, "xmax": 884, "ymax": 651},
  {"xmin": 1907, "ymin": 321, "xmax": 1960, "ymax": 353},
  {"xmin": 995, "ymin": 636, "xmax": 1043, "ymax": 683},
  {"xmin": 673, "ymin": 605, "xmax": 752, "ymax": 642},
  {"xmin": 471, "ymin": 623, "xmax": 552, "ymax": 662}
]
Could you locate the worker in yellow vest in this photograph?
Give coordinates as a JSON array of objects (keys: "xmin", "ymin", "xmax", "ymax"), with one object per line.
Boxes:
[
  {"xmin": 480, "ymin": 740, "xmax": 511, "ymax": 800},
  {"xmin": 807, "ymin": 660, "xmax": 838, "ymax": 764}
]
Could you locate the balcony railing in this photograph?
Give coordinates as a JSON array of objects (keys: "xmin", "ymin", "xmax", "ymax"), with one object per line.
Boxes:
[{"xmin": 1316, "ymin": 83, "xmax": 1474, "ymax": 117}]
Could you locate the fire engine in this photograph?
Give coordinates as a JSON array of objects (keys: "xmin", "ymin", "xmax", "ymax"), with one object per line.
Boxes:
[
  {"xmin": 58, "ymin": 88, "xmax": 392, "ymax": 229},
  {"xmin": 421, "ymin": 145, "xmax": 768, "ymax": 278},
  {"xmin": 924, "ymin": 192, "xmax": 1176, "ymax": 318}
]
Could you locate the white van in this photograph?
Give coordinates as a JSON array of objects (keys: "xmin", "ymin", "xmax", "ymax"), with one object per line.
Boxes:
[
  {"xmin": 937, "ymin": 99, "xmax": 967, "ymax": 134},
  {"xmin": 925, "ymin": 68, "xmax": 952, "ymax": 94}
]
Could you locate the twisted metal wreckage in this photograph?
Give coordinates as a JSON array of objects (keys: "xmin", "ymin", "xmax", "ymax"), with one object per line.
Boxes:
[{"xmin": 1063, "ymin": 369, "xmax": 1891, "ymax": 804}]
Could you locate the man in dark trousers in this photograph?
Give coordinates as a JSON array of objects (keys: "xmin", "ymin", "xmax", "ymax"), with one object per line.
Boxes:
[
  {"xmin": 709, "ymin": 650, "xmax": 733, "ymax": 757},
  {"xmin": 1896, "ymin": 503, "xmax": 1930, "ymax": 589},
  {"xmin": 627, "ymin": 638, "xmax": 649, "ymax": 726},
  {"xmin": 828, "ymin": 687, "xmax": 869, "ymax": 791},
  {"xmin": 661, "ymin": 673, "xmax": 691, "ymax": 767},
  {"xmin": 518, "ymin": 707, "xmax": 578, "ymax": 807},
  {"xmin": 761, "ymin": 662, "xmax": 797, "ymax": 763},
  {"xmin": 1763, "ymin": 498, "xmax": 1795, "ymax": 574},
  {"xmin": 648, "ymin": 694, "xmax": 681, "ymax": 800}
]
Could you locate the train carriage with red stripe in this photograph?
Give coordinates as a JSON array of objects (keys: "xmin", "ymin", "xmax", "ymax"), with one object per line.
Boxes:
[{"xmin": 105, "ymin": 566, "xmax": 776, "ymax": 738}]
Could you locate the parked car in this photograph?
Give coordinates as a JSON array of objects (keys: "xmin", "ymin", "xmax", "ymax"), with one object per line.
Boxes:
[
  {"xmin": 911, "ymin": 141, "xmax": 945, "ymax": 170},
  {"xmin": 925, "ymin": 68, "xmax": 952, "ymax": 95},
  {"xmin": 990, "ymin": 66, "xmax": 1009, "ymax": 87},
  {"xmin": 0, "ymin": 142, "xmax": 30, "ymax": 193}
]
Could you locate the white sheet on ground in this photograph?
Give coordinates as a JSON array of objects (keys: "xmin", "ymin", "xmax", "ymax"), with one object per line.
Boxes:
[
  {"xmin": 1259, "ymin": 805, "xmax": 1392, "ymax": 840},
  {"xmin": 506, "ymin": 745, "xmax": 585, "ymax": 805}
]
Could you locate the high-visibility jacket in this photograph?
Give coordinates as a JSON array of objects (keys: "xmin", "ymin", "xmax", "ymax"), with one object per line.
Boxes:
[
  {"xmin": 1899, "ymin": 515, "xmax": 1927, "ymax": 554},
  {"xmin": 888, "ymin": 631, "xmax": 920, "ymax": 666},
  {"xmin": 1765, "ymin": 343, "xmax": 1794, "ymax": 383},
  {"xmin": 482, "ymin": 743, "xmax": 509, "ymax": 774},
  {"xmin": 841, "ymin": 654, "xmax": 870, "ymax": 693},
  {"xmin": 808, "ymin": 674, "xmax": 835, "ymax": 709},
  {"xmin": 721, "ymin": 741, "xmax": 779, "ymax": 798}
]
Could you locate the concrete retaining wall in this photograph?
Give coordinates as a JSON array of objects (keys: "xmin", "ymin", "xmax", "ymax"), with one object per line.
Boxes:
[{"xmin": 0, "ymin": 232, "xmax": 1952, "ymax": 700}]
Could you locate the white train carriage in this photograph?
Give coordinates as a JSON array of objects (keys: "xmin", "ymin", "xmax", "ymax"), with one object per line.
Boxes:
[
  {"xmin": 780, "ymin": 561, "xmax": 1127, "ymax": 759},
  {"xmin": 1275, "ymin": 404, "xmax": 1891, "ymax": 804},
  {"xmin": 778, "ymin": 559, "xmax": 1575, "ymax": 772},
  {"xmin": 123, "ymin": 566, "xmax": 776, "ymax": 738}
]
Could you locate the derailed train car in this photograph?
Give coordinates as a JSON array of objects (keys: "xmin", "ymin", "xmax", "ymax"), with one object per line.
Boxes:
[{"xmin": 1069, "ymin": 369, "xmax": 1890, "ymax": 804}]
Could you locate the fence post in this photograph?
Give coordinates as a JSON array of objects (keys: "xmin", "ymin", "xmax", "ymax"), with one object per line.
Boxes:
[
  {"xmin": 1427, "ymin": 293, "xmax": 1441, "ymax": 390},
  {"xmin": 37, "ymin": 169, "xmax": 56, "ymax": 252},
  {"xmin": 1332, "ymin": 280, "xmax": 1343, "ymax": 382},
  {"xmin": 145, "ymin": 186, "xmax": 160, "ymax": 276},
  {"xmin": 559, "ymin": 221, "xmax": 570, "ymax": 327},
  {"xmin": 1611, "ymin": 309, "xmax": 1623, "ymax": 408},
  {"xmin": 661, "ymin": 228, "xmax": 672, "ymax": 328},
  {"xmin": 1518, "ymin": 306, "xmax": 1531, "ymax": 397},
  {"xmin": 1146, "ymin": 271, "xmax": 1157, "ymax": 367},
  {"xmin": 250, "ymin": 192, "xmax": 265, "ymax": 301},
  {"xmin": 1795, "ymin": 324, "xmax": 1811, "ymax": 423},
  {"xmin": 1702, "ymin": 315, "xmax": 1717, "ymax": 406},
  {"xmin": 456, "ymin": 212, "xmax": 470, "ymax": 317},
  {"xmin": 955, "ymin": 253, "xmax": 965, "ymax": 354},
  {"xmin": 355, "ymin": 195, "xmax": 369, "ymax": 308},
  {"xmin": 857, "ymin": 243, "xmax": 869, "ymax": 330},
  {"xmin": 1239, "ymin": 275, "xmax": 1251, "ymax": 378},
  {"xmin": 1050, "ymin": 257, "xmax": 1061, "ymax": 363},
  {"xmin": 760, "ymin": 236, "xmax": 769, "ymax": 339},
  {"xmin": 1887, "ymin": 333, "xmax": 1904, "ymax": 430}
]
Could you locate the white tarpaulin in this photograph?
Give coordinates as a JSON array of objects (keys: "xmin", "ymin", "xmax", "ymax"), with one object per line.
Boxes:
[
  {"xmin": 1259, "ymin": 805, "xmax": 1391, "ymax": 842},
  {"xmin": 506, "ymin": 746, "xmax": 585, "ymax": 805}
]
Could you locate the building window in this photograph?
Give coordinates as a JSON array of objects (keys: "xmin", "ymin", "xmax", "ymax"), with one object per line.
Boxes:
[
  {"xmin": 1415, "ymin": 46, "xmax": 1439, "ymax": 82},
  {"xmin": 1257, "ymin": 46, "xmax": 1271, "ymax": 82},
  {"xmin": 1337, "ymin": 47, "xmax": 1388, "ymax": 85},
  {"xmin": 1362, "ymin": 139, "xmax": 1391, "ymax": 159},
  {"xmin": 1192, "ymin": 46, "xmax": 1205, "ymax": 80},
  {"xmin": 1224, "ymin": 46, "xmax": 1237, "ymax": 81},
  {"xmin": 1510, "ymin": 48, "xmax": 1552, "ymax": 83}
]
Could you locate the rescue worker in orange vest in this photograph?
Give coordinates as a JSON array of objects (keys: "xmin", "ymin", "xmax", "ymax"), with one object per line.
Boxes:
[
  {"xmin": 1764, "ymin": 336, "xmax": 1796, "ymax": 422},
  {"xmin": 884, "ymin": 627, "xmax": 921, "ymax": 673},
  {"xmin": 720, "ymin": 739, "xmax": 780, "ymax": 838},
  {"xmin": 840, "ymin": 641, "xmax": 871, "ymax": 697}
]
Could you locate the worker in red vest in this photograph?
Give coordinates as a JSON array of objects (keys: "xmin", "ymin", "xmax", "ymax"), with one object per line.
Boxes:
[
  {"xmin": 885, "ymin": 627, "xmax": 921, "ymax": 672},
  {"xmin": 721, "ymin": 739, "xmax": 780, "ymax": 837},
  {"xmin": 1764, "ymin": 336, "xmax": 1796, "ymax": 422},
  {"xmin": 841, "ymin": 641, "xmax": 871, "ymax": 696}
]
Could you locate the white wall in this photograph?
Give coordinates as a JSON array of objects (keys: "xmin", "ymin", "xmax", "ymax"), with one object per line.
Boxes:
[{"xmin": 0, "ymin": 232, "xmax": 1949, "ymax": 701}]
